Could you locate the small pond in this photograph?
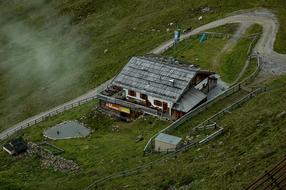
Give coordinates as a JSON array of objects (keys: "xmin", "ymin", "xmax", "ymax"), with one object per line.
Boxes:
[{"xmin": 43, "ymin": 120, "xmax": 90, "ymax": 140}]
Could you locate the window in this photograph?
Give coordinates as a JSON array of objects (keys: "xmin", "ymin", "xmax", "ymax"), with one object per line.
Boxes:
[
  {"xmin": 162, "ymin": 102, "xmax": 168, "ymax": 111},
  {"xmin": 154, "ymin": 100, "xmax": 162, "ymax": 107},
  {"xmin": 140, "ymin": 93, "xmax": 147, "ymax": 100},
  {"xmin": 128, "ymin": 90, "xmax": 136, "ymax": 97}
]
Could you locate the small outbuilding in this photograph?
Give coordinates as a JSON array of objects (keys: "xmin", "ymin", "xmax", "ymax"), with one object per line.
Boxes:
[
  {"xmin": 155, "ymin": 133, "xmax": 182, "ymax": 152},
  {"xmin": 3, "ymin": 138, "xmax": 27, "ymax": 155}
]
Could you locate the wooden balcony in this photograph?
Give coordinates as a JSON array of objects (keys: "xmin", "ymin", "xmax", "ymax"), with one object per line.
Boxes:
[{"xmin": 97, "ymin": 93, "xmax": 161, "ymax": 116}]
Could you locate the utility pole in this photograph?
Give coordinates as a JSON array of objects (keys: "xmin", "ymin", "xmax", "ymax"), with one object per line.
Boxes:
[{"xmin": 174, "ymin": 23, "xmax": 181, "ymax": 51}]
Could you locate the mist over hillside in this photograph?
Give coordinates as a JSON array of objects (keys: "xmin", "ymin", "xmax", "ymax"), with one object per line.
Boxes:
[
  {"xmin": 0, "ymin": 0, "xmax": 90, "ymax": 127},
  {"xmin": 0, "ymin": 0, "xmax": 286, "ymax": 130}
]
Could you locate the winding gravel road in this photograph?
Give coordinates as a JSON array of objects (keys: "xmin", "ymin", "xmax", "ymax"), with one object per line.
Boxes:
[
  {"xmin": 0, "ymin": 9, "xmax": 285, "ymax": 141},
  {"xmin": 151, "ymin": 9, "xmax": 286, "ymax": 75}
]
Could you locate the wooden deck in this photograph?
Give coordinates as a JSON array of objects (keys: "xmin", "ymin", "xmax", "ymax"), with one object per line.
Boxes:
[{"xmin": 245, "ymin": 155, "xmax": 286, "ymax": 190}]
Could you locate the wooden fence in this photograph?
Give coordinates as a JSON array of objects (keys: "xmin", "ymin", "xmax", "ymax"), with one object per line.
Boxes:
[
  {"xmin": 244, "ymin": 155, "xmax": 286, "ymax": 190},
  {"xmin": 143, "ymin": 55, "xmax": 262, "ymax": 154},
  {"xmin": 84, "ymin": 126, "xmax": 223, "ymax": 190},
  {"xmin": 199, "ymin": 127, "xmax": 224, "ymax": 144},
  {"xmin": 0, "ymin": 95, "xmax": 98, "ymax": 142},
  {"xmin": 144, "ymin": 86, "xmax": 265, "ymax": 155},
  {"xmin": 83, "ymin": 86, "xmax": 266, "ymax": 188}
]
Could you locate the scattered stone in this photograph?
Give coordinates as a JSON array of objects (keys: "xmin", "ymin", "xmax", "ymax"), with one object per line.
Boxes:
[
  {"xmin": 276, "ymin": 111, "xmax": 286, "ymax": 119},
  {"xmin": 27, "ymin": 142, "xmax": 79, "ymax": 172},
  {"xmin": 104, "ymin": 49, "xmax": 108, "ymax": 54},
  {"xmin": 183, "ymin": 135, "xmax": 194, "ymax": 145},
  {"xmin": 169, "ymin": 22, "xmax": 174, "ymax": 26},
  {"xmin": 166, "ymin": 28, "xmax": 170, "ymax": 32},
  {"xmin": 198, "ymin": 16, "xmax": 203, "ymax": 20},
  {"xmin": 257, "ymin": 123, "xmax": 264, "ymax": 128},
  {"xmin": 234, "ymin": 163, "xmax": 241, "ymax": 171},
  {"xmin": 136, "ymin": 135, "xmax": 144, "ymax": 142},
  {"xmin": 183, "ymin": 26, "xmax": 193, "ymax": 33},
  {"xmin": 178, "ymin": 183, "xmax": 192, "ymax": 190},
  {"xmin": 201, "ymin": 7, "xmax": 210, "ymax": 13},
  {"xmin": 151, "ymin": 28, "xmax": 156, "ymax": 32},
  {"xmin": 112, "ymin": 125, "xmax": 120, "ymax": 132},
  {"xmin": 255, "ymin": 119, "xmax": 262, "ymax": 124}
]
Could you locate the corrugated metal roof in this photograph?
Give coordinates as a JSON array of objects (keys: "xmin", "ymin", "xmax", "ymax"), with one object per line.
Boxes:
[
  {"xmin": 112, "ymin": 56, "xmax": 198, "ymax": 103},
  {"xmin": 155, "ymin": 133, "xmax": 182, "ymax": 145},
  {"xmin": 174, "ymin": 88, "xmax": 207, "ymax": 112}
]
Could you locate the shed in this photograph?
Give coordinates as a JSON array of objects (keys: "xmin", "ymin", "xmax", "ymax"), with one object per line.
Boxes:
[
  {"xmin": 155, "ymin": 133, "xmax": 182, "ymax": 152},
  {"xmin": 3, "ymin": 138, "xmax": 27, "ymax": 155}
]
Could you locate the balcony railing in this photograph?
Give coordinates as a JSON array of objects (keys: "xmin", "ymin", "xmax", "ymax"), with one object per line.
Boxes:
[{"xmin": 97, "ymin": 93, "xmax": 160, "ymax": 116}]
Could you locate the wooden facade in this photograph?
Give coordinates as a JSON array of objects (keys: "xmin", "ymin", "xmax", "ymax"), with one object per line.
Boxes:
[{"xmin": 97, "ymin": 55, "xmax": 218, "ymax": 121}]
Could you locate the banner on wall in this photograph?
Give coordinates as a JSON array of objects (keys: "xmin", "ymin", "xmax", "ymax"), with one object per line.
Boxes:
[{"xmin": 106, "ymin": 103, "xmax": 131, "ymax": 114}]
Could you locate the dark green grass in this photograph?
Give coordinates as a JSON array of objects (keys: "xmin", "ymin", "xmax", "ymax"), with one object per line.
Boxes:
[
  {"xmin": 239, "ymin": 58, "xmax": 258, "ymax": 82},
  {"xmin": 1, "ymin": 74, "xmax": 286, "ymax": 189},
  {"xmin": 0, "ymin": 100, "xmax": 169, "ymax": 190},
  {"xmin": 1, "ymin": 0, "xmax": 286, "ymax": 131},
  {"xmin": 164, "ymin": 24, "xmax": 262, "ymax": 84},
  {"xmin": 171, "ymin": 89, "xmax": 249, "ymax": 137},
  {"xmin": 218, "ymin": 24, "xmax": 263, "ymax": 83},
  {"xmin": 163, "ymin": 24, "xmax": 238, "ymax": 70},
  {"xmin": 100, "ymin": 75, "xmax": 286, "ymax": 190}
]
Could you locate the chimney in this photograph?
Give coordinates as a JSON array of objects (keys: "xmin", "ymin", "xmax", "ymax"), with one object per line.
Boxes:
[{"xmin": 169, "ymin": 79, "xmax": 175, "ymax": 86}]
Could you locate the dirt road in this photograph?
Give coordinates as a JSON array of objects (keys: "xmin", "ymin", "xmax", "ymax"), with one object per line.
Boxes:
[
  {"xmin": 1, "ymin": 9, "xmax": 285, "ymax": 141},
  {"xmin": 151, "ymin": 9, "xmax": 286, "ymax": 75}
]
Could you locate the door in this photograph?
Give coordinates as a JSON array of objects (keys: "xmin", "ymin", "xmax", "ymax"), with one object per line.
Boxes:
[{"xmin": 163, "ymin": 102, "xmax": 168, "ymax": 112}]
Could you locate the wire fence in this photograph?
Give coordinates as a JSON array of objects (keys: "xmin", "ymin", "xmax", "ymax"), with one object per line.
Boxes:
[
  {"xmin": 143, "ymin": 54, "xmax": 262, "ymax": 154},
  {"xmin": 83, "ymin": 127, "xmax": 221, "ymax": 190},
  {"xmin": 0, "ymin": 95, "xmax": 98, "ymax": 142},
  {"xmin": 84, "ymin": 84, "xmax": 269, "ymax": 189},
  {"xmin": 0, "ymin": 77, "xmax": 113, "ymax": 143}
]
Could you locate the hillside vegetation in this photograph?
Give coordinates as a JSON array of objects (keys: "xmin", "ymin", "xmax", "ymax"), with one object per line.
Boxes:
[
  {"xmin": 0, "ymin": 0, "xmax": 286, "ymax": 131},
  {"xmin": 164, "ymin": 24, "xmax": 262, "ymax": 83},
  {"xmin": 0, "ymin": 74, "xmax": 285, "ymax": 190}
]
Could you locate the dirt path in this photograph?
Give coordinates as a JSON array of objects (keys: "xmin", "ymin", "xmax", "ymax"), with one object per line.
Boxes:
[
  {"xmin": 1, "ymin": 8, "xmax": 285, "ymax": 141},
  {"xmin": 212, "ymin": 22, "xmax": 252, "ymax": 68},
  {"xmin": 0, "ymin": 78, "xmax": 112, "ymax": 140},
  {"xmin": 151, "ymin": 9, "xmax": 286, "ymax": 75}
]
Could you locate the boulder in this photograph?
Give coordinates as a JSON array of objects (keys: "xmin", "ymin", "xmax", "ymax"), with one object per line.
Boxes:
[
  {"xmin": 201, "ymin": 7, "xmax": 210, "ymax": 13},
  {"xmin": 276, "ymin": 111, "xmax": 286, "ymax": 119},
  {"xmin": 136, "ymin": 135, "xmax": 144, "ymax": 142}
]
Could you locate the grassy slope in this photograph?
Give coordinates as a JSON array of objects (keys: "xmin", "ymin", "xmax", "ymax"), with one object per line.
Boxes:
[
  {"xmin": 163, "ymin": 24, "xmax": 239, "ymax": 69},
  {"xmin": 1, "ymin": 0, "xmax": 286, "ymax": 131},
  {"xmin": 0, "ymin": 101, "xmax": 169, "ymax": 190},
  {"xmin": 163, "ymin": 24, "xmax": 262, "ymax": 83},
  {"xmin": 102, "ymin": 75, "xmax": 286, "ymax": 190},
  {"xmin": 1, "ymin": 74, "xmax": 285, "ymax": 189},
  {"xmin": 239, "ymin": 58, "xmax": 258, "ymax": 82},
  {"xmin": 218, "ymin": 24, "xmax": 262, "ymax": 83},
  {"xmin": 171, "ymin": 89, "xmax": 248, "ymax": 137}
]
